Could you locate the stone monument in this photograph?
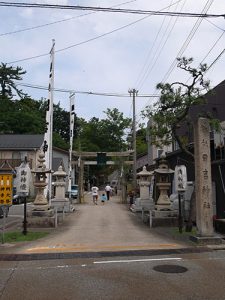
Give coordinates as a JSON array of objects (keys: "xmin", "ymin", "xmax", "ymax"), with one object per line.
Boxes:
[
  {"xmin": 191, "ymin": 117, "xmax": 222, "ymax": 244},
  {"xmin": 51, "ymin": 165, "xmax": 70, "ymax": 212}
]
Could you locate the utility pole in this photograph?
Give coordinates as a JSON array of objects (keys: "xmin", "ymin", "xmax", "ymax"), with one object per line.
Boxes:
[{"xmin": 129, "ymin": 88, "xmax": 138, "ymax": 190}]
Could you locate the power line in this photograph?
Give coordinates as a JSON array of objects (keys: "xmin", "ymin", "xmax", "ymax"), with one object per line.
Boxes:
[
  {"xmin": 0, "ymin": 0, "xmax": 137, "ymax": 37},
  {"xmin": 6, "ymin": 0, "xmax": 183, "ymax": 64},
  {"xmin": 0, "ymin": 2, "xmax": 224, "ymax": 18},
  {"xmin": 161, "ymin": 0, "xmax": 214, "ymax": 83},
  {"xmin": 18, "ymin": 83, "xmax": 159, "ymax": 98},
  {"xmin": 134, "ymin": 0, "xmax": 177, "ymax": 88},
  {"xmin": 136, "ymin": 0, "xmax": 215, "ymax": 123},
  {"xmin": 6, "ymin": 14, "xmax": 151, "ymax": 64},
  {"xmin": 205, "ymin": 19, "xmax": 225, "ymax": 32},
  {"xmin": 136, "ymin": 0, "xmax": 187, "ymax": 90},
  {"xmin": 207, "ymin": 48, "xmax": 225, "ymax": 71}
]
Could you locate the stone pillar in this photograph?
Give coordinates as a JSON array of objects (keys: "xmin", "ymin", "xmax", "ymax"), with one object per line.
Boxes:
[
  {"xmin": 192, "ymin": 118, "xmax": 221, "ymax": 244},
  {"xmin": 194, "ymin": 118, "xmax": 214, "ymax": 236}
]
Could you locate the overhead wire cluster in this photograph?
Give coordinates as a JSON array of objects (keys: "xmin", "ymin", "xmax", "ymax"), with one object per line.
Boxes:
[
  {"xmin": 1, "ymin": 0, "xmax": 225, "ymax": 126},
  {"xmin": 135, "ymin": 0, "xmax": 225, "ymax": 123},
  {"xmin": 0, "ymin": 0, "xmax": 137, "ymax": 37},
  {"xmin": 0, "ymin": 1, "xmax": 224, "ymax": 18},
  {"xmin": 18, "ymin": 83, "xmax": 159, "ymax": 97}
]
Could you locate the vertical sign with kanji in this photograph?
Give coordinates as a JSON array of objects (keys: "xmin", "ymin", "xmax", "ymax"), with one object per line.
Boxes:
[
  {"xmin": 194, "ymin": 118, "xmax": 214, "ymax": 236},
  {"xmin": 16, "ymin": 163, "xmax": 31, "ymax": 196},
  {"xmin": 0, "ymin": 174, "xmax": 13, "ymax": 206}
]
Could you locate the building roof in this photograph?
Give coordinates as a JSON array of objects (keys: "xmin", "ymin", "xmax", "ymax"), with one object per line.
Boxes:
[
  {"xmin": 176, "ymin": 79, "xmax": 225, "ymax": 140},
  {"xmin": 52, "ymin": 157, "xmax": 64, "ymax": 172},
  {"xmin": 0, "ymin": 134, "xmax": 44, "ymax": 150},
  {"xmin": 189, "ymin": 79, "xmax": 225, "ymax": 122}
]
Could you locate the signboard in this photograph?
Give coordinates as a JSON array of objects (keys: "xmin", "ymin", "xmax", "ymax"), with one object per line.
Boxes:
[
  {"xmin": 0, "ymin": 174, "xmax": 13, "ymax": 206},
  {"xmin": 174, "ymin": 165, "xmax": 187, "ymax": 192},
  {"xmin": 16, "ymin": 162, "xmax": 31, "ymax": 196},
  {"xmin": 97, "ymin": 152, "xmax": 107, "ymax": 165}
]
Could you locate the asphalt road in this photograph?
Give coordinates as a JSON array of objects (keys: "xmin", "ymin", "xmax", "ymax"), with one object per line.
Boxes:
[
  {"xmin": 0, "ymin": 250, "xmax": 225, "ymax": 300},
  {"xmin": 1, "ymin": 194, "xmax": 225, "ymax": 299}
]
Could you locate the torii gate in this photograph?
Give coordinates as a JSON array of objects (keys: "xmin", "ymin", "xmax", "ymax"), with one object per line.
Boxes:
[{"xmin": 72, "ymin": 151, "xmax": 133, "ymax": 203}]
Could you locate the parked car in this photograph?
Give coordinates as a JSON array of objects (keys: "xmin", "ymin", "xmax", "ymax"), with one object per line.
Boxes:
[
  {"xmin": 65, "ymin": 184, "xmax": 79, "ymax": 199},
  {"xmin": 71, "ymin": 185, "xmax": 79, "ymax": 199},
  {"xmin": 12, "ymin": 194, "xmax": 24, "ymax": 205},
  {"xmin": 0, "ymin": 206, "xmax": 9, "ymax": 218}
]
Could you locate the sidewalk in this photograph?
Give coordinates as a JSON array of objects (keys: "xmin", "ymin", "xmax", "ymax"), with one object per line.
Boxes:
[{"xmin": 0, "ymin": 193, "xmax": 224, "ymax": 255}]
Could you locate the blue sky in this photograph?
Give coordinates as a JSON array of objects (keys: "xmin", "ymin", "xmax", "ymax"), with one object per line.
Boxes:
[{"xmin": 0, "ymin": 0, "xmax": 225, "ymax": 123}]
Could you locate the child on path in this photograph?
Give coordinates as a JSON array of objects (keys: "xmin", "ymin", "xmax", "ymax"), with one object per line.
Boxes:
[{"xmin": 101, "ymin": 193, "xmax": 107, "ymax": 205}]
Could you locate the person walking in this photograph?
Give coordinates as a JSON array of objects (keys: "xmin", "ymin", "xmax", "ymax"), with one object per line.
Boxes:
[
  {"xmin": 91, "ymin": 185, "xmax": 99, "ymax": 205},
  {"xmin": 105, "ymin": 184, "xmax": 112, "ymax": 201}
]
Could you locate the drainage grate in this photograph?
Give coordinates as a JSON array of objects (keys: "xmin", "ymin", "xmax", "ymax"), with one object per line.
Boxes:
[{"xmin": 153, "ymin": 264, "xmax": 188, "ymax": 274}]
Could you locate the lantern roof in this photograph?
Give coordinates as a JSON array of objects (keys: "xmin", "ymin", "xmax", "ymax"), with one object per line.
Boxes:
[
  {"xmin": 137, "ymin": 166, "xmax": 153, "ymax": 177},
  {"xmin": 154, "ymin": 155, "xmax": 174, "ymax": 174},
  {"xmin": 53, "ymin": 165, "xmax": 66, "ymax": 177},
  {"xmin": 31, "ymin": 152, "xmax": 52, "ymax": 174}
]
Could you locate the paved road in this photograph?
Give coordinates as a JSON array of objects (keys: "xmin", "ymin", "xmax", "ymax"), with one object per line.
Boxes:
[
  {"xmin": 0, "ymin": 193, "xmax": 192, "ymax": 254},
  {"xmin": 1, "ymin": 250, "xmax": 225, "ymax": 300}
]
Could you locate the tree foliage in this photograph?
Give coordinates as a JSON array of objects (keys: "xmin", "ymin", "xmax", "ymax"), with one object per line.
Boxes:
[
  {"xmin": 142, "ymin": 57, "xmax": 214, "ymax": 158},
  {"xmin": 0, "ymin": 63, "xmax": 27, "ymax": 99},
  {"xmin": 0, "ymin": 63, "xmax": 132, "ymax": 152},
  {"xmin": 76, "ymin": 108, "xmax": 132, "ymax": 152},
  {"xmin": 136, "ymin": 128, "xmax": 148, "ymax": 155}
]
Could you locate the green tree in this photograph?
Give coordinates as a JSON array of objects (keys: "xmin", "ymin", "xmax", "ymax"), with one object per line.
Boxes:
[
  {"xmin": 102, "ymin": 108, "xmax": 132, "ymax": 151},
  {"xmin": 0, "ymin": 97, "xmax": 45, "ymax": 134},
  {"xmin": 76, "ymin": 108, "xmax": 132, "ymax": 152},
  {"xmin": 136, "ymin": 127, "xmax": 148, "ymax": 155},
  {"xmin": 75, "ymin": 108, "xmax": 132, "ymax": 183},
  {"xmin": 143, "ymin": 57, "xmax": 214, "ymax": 158},
  {"xmin": 0, "ymin": 63, "xmax": 27, "ymax": 99},
  {"xmin": 143, "ymin": 57, "xmax": 219, "ymax": 232}
]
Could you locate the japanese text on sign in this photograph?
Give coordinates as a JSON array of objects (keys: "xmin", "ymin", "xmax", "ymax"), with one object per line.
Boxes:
[{"xmin": 0, "ymin": 174, "xmax": 13, "ymax": 206}]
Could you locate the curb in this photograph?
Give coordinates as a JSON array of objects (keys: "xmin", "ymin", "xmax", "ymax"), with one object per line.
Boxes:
[{"xmin": 0, "ymin": 246, "xmax": 215, "ymax": 261}]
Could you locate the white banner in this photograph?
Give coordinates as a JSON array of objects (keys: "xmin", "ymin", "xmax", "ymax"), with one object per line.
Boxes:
[
  {"xmin": 43, "ymin": 39, "xmax": 55, "ymax": 200},
  {"xmin": 68, "ymin": 93, "xmax": 75, "ymax": 193}
]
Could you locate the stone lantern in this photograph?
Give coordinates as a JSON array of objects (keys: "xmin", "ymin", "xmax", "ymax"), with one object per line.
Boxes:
[
  {"xmin": 137, "ymin": 166, "xmax": 154, "ymax": 210},
  {"xmin": 154, "ymin": 155, "xmax": 174, "ymax": 211},
  {"xmin": 51, "ymin": 165, "xmax": 70, "ymax": 212},
  {"xmin": 53, "ymin": 165, "xmax": 66, "ymax": 199},
  {"xmin": 27, "ymin": 151, "xmax": 55, "ymax": 227},
  {"xmin": 31, "ymin": 151, "xmax": 52, "ymax": 210}
]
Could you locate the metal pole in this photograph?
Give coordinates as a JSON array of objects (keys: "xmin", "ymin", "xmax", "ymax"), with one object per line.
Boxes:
[
  {"xmin": 22, "ymin": 196, "xmax": 27, "ymax": 235},
  {"xmin": 1, "ymin": 207, "xmax": 6, "ymax": 244},
  {"xmin": 178, "ymin": 192, "xmax": 183, "ymax": 233},
  {"xmin": 129, "ymin": 88, "xmax": 138, "ymax": 190}
]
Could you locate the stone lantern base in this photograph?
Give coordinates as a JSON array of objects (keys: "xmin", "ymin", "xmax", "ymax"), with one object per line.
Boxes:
[
  {"xmin": 153, "ymin": 209, "xmax": 177, "ymax": 218},
  {"xmin": 27, "ymin": 206, "xmax": 56, "ymax": 227},
  {"xmin": 51, "ymin": 197, "xmax": 70, "ymax": 212}
]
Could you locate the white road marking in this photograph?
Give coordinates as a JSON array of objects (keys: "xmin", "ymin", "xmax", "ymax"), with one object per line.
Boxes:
[{"xmin": 93, "ymin": 257, "xmax": 182, "ymax": 264}]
